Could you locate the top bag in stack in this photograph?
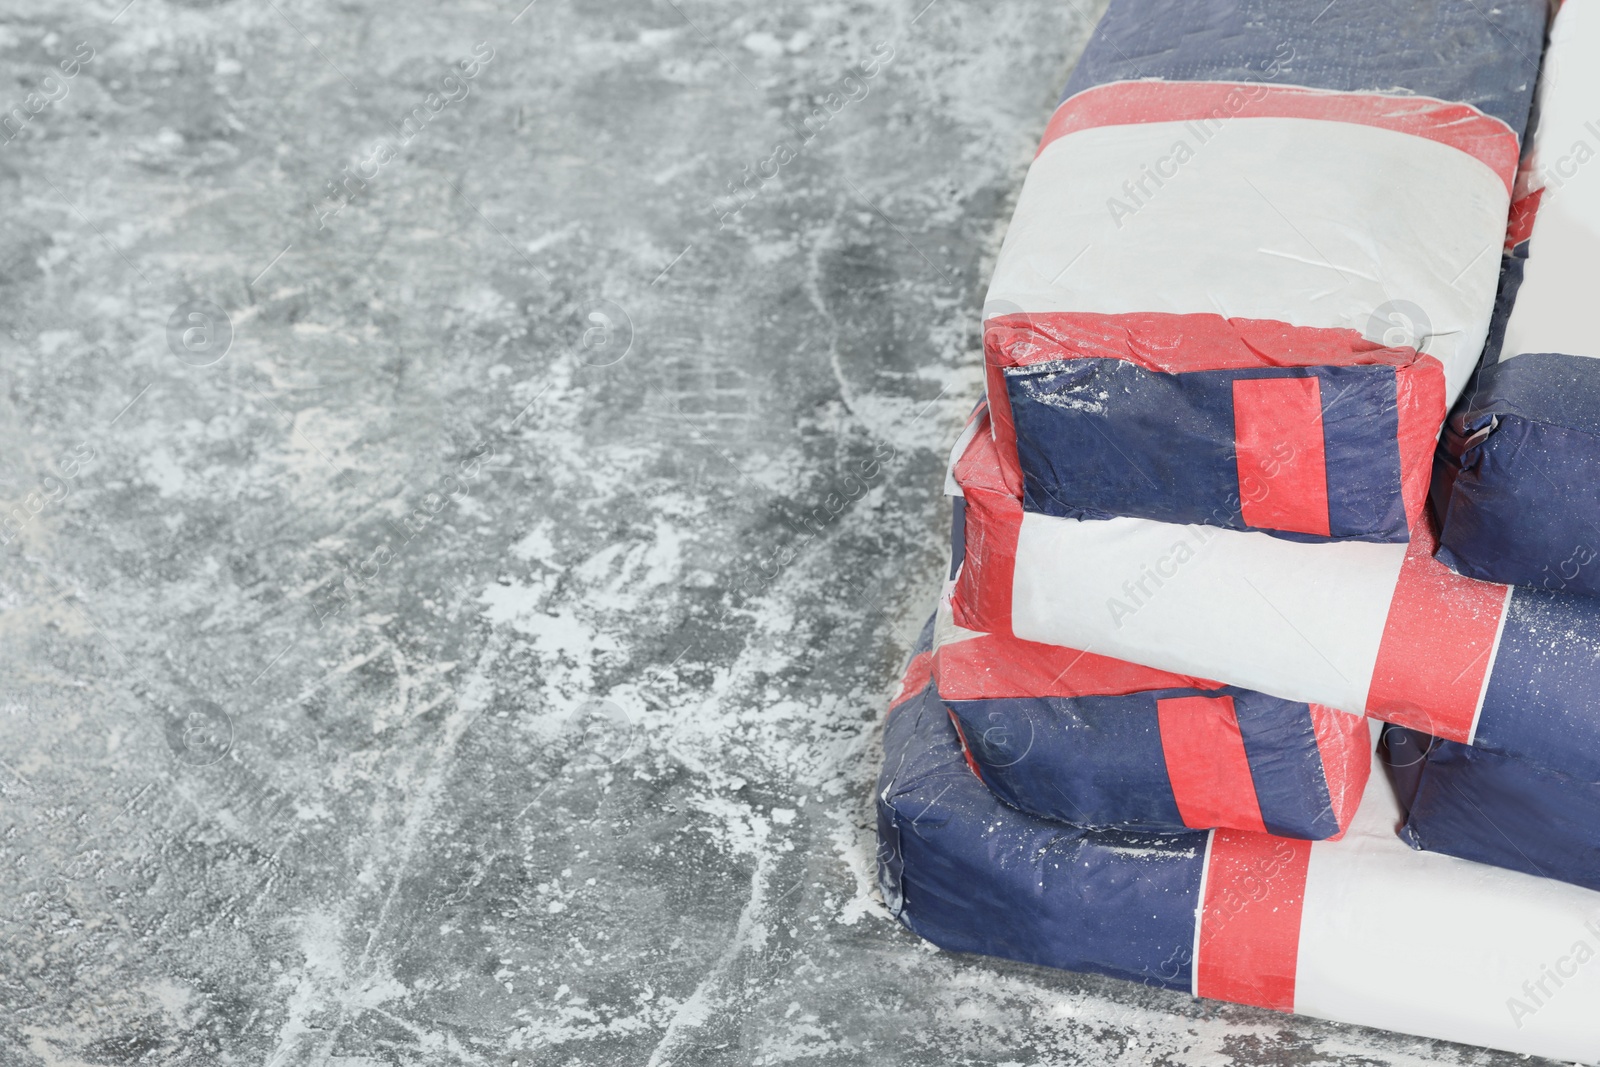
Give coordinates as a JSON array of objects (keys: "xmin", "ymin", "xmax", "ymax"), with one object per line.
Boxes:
[
  {"xmin": 1436, "ymin": 0, "xmax": 1600, "ymax": 593},
  {"xmin": 983, "ymin": 0, "xmax": 1546, "ymax": 543}
]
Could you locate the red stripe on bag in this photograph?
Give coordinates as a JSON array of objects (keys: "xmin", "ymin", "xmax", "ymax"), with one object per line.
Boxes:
[
  {"xmin": 1232, "ymin": 377, "xmax": 1332, "ymax": 537},
  {"xmin": 1038, "ymin": 81, "xmax": 1519, "ymax": 193},
  {"xmin": 1195, "ymin": 830, "xmax": 1312, "ymax": 1012},
  {"xmin": 945, "ymin": 710, "xmax": 988, "ymax": 782},
  {"xmin": 1393, "ymin": 357, "xmax": 1448, "ymax": 532},
  {"xmin": 1505, "ymin": 188, "xmax": 1543, "ymax": 250},
  {"xmin": 982, "ymin": 327, "xmax": 1028, "ymax": 498},
  {"xmin": 1366, "ymin": 520, "xmax": 1510, "ymax": 742},
  {"xmin": 950, "ymin": 411, "xmax": 1023, "ymax": 636},
  {"xmin": 889, "ymin": 650, "xmax": 933, "ymax": 711},
  {"xmin": 985, "ymin": 311, "xmax": 1420, "ymax": 374},
  {"xmin": 937, "ymin": 629, "xmax": 1223, "ymax": 701},
  {"xmin": 1308, "ymin": 704, "xmax": 1372, "ymax": 840},
  {"xmin": 1157, "ymin": 695, "xmax": 1267, "ymax": 833}
]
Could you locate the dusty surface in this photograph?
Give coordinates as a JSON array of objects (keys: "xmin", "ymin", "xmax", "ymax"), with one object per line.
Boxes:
[{"xmin": 0, "ymin": 1, "xmax": 1554, "ymax": 1064}]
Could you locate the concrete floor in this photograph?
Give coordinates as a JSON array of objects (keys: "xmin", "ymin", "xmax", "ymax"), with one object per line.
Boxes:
[{"xmin": 0, "ymin": 1, "xmax": 1554, "ymax": 1064}]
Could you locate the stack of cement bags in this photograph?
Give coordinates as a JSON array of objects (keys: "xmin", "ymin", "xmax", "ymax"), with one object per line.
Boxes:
[
  {"xmin": 1392, "ymin": 0, "xmax": 1600, "ymax": 938},
  {"xmin": 876, "ymin": 0, "xmax": 1600, "ymax": 1059}
]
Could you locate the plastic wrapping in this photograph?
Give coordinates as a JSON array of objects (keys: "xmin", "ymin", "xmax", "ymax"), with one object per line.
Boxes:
[
  {"xmin": 1437, "ymin": 0, "xmax": 1600, "ymax": 595},
  {"xmin": 982, "ymin": 0, "xmax": 1545, "ymax": 542},
  {"xmin": 879, "ymin": 678, "xmax": 1600, "ymax": 1063}
]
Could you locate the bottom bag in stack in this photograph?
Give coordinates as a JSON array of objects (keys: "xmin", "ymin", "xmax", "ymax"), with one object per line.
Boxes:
[
  {"xmin": 878, "ymin": 672, "xmax": 1600, "ymax": 1061},
  {"xmin": 1385, "ymin": 724, "xmax": 1600, "ymax": 895}
]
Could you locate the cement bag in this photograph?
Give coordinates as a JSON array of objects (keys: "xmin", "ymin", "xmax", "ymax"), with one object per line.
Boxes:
[
  {"xmin": 1385, "ymin": 724, "xmax": 1600, "ymax": 896},
  {"xmin": 1437, "ymin": 0, "xmax": 1600, "ymax": 595},
  {"xmin": 983, "ymin": 0, "xmax": 1545, "ymax": 543},
  {"xmin": 936, "ymin": 520, "xmax": 1369, "ymax": 840},
  {"xmin": 950, "ymin": 403, "xmax": 1600, "ymax": 783},
  {"xmin": 878, "ymin": 681, "xmax": 1600, "ymax": 1063}
]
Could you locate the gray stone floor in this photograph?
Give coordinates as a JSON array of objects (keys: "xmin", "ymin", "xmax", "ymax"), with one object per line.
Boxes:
[{"xmin": 0, "ymin": 1, "xmax": 1557, "ymax": 1064}]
